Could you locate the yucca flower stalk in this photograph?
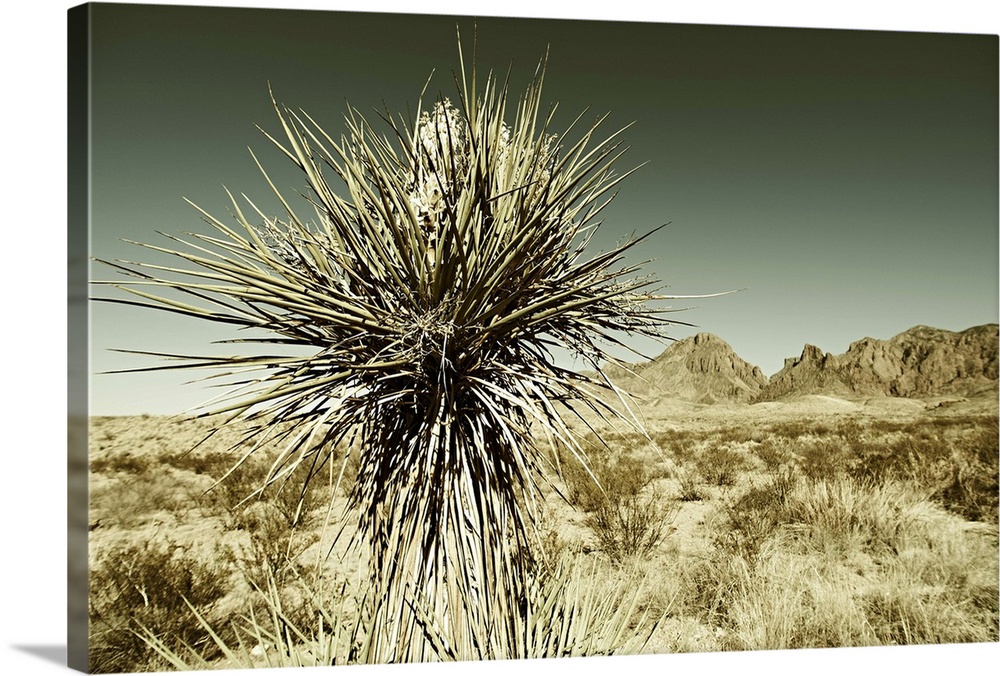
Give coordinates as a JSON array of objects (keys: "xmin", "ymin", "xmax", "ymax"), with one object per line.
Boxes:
[{"xmin": 97, "ymin": 43, "xmax": 691, "ymax": 661}]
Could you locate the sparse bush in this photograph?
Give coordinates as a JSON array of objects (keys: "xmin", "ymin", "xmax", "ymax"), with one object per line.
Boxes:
[
  {"xmin": 716, "ymin": 478, "xmax": 790, "ymax": 560},
  {"xmin": 653, "ymin": 428, "xmax": 700, "ymax": 464},
  {"xmin": 90, "ymin": 452, "xmax": 151, "ymax": 475},
  {"xmin": 518, "ymin": 516, "xmax": 577, "ymax": 582},
  {"xmin": 752, "ymin": 439, "xmax": 794, "ymax": 475},
  {"xmin": 835, "ymin": 415, "xmax": 999, "ymax": 524},
  {"xmin": 89, "ymin": 539, "xmax": 232, "ymax": 674},
  {"xmin": 562, "ymin": 445, "xmax": 674, "ymax": 561},
  {"xmin": 208, "ymin": 452, "xmax": 330, "ymax": 528},
  {"xmin": 714, "ymin": 426, "xmax": 756, "ymax": 445},
  {"xmin": 563, "ymin": 445, "xmax": 652, "ymax": 511},
  {"xmin": 588, "ymin": 491, "xmax": 677, "ymax": 563},
  {"xmin": 764, "ymin": 420, "xmax": 814, "ymax": 440},
  {"xmin": 229, "ymin": 501, "xmax": 320, "ymax": 586},
  {"xmin": 795, "ymin": 438, "xmax": 849, "ymax": 482},
  {"xmin": 936, "ymin": 421, "xmax": 999, "ymax": 523},
  {"xmin": 676, "ymin": 467, "xmax": 705, "ymax": 502},
  {"xmin": 696, "ymin": 445, "xmax": 747, "ymax": 487},
  {"xmin": 89, "ymin": 470, "xmax": 194, "ymax": 529},
  {"xmin": 161, "ymin": 450, "xmax": 235, "ymax": 477}
]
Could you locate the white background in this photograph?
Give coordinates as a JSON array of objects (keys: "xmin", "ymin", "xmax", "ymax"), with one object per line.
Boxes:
[{"xmin": 2, "ymin": 1, "xmax": 998, "ymax": 675}]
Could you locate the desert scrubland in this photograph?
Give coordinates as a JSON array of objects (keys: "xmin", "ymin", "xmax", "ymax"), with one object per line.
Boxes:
[{"xmin": 86, "ymin": 379, "xmax": 998, "ymax": 672}]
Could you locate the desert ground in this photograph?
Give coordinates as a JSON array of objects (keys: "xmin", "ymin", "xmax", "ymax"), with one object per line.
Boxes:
[{"xmin": 83, "ymin": 387, "xmax": 998, "ymax": 672}]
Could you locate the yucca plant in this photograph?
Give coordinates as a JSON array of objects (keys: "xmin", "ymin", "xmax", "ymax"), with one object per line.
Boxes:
[{"xmin": 97, "ymin": 40, "xmax": 690, "ymax": 661}]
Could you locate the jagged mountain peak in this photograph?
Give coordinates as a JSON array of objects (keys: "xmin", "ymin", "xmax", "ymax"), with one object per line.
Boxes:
[
  {"xmin": 756, "ymin": 324, "xmax": 999, "ymax": 402},
  {"xmin": 598, "ymin": 324, "xmax": 997, "ymax": 405},
  {"xmin": 606, "ymin": 332, "xmax": 767, "ymax": 404}
]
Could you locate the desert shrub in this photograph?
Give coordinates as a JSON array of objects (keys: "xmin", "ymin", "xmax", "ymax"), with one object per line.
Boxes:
[
  {"xmin": 695, "ymin": 445, "xmax": 747, "ymax": 486},
  {"xmin": 752, "ymin": 439, "xmax": 794, "ymax": 475},
  {"xmin": 517, "ymin": 516, "xmax": 577, "ymax": 582},
  {"xmin": 562, "ymin": 445, "xmax": 651, "ymax": 511},
  {"xmin": 839, "ymin": 416, "xmax": 999, "ymax": 524},
  {"xmin": 794, "ymin": 438, "xmax": 850, "ymax": 482},
  {"xmin": 935, "ymin": 421, "xmax": 999, "ymax": 523},
  {"xmin": 714, "ymin": 426, "xmax": 756, "ymax": 445},
  {"xmin": 90, "ymin": 452, "xmax": 151, "ymax": 475},
  {"xmin": 205, "ymin": 459, "xmax": 326, "ymax": 630},
  {"xmin": 160, "ymin": 450, "xmax": 235, "ymax": 477},
  {"xmin": 846, "ymin": 435, "xmax": 933, "ymax": 487},
  {"xmin": 224, "ymin": 502, "xmax": 324, "ymax": 641},
  {"xmin": 834, "ymin": 418, "xmax": 863, "ymax": 437},
  {"xmin": 562, "ymin": 445, "xmax": 674, "ymax": 562},
  {"xmin": 926, "ymin": 414, "xmax": 990, "ymax": 429},
  {"xmin": 675, "ymin": 466, "xmax": 704, "ymax": 502},
  {"xmin": 89, "ymin": 539, "xmax": 233, "ymax": 673},
  {"xmin": 260, "ymin": 469, "xmax": 331, "ymax": 528},
  {"xmin": 867, "ymin": 418, "xmax": 911, "ymax": 435},
  {"xmin": 230, "ymin": 501, "xmax": 319, "ymax": 582},
  {"xmin": 844, "ymin": 443, "xmax": 903, "ymax": 484},
  {"xmin": 715, "ymin": 472, "xmax": 796, "ymax": 560},
  {"xmin": 765, "ymin": 420, "xmax": 815, "ymax": 440},
  {"xmin": 208, "ymin": 452, "xmax": 330, "ymax": 528},
  {"xmin": 89, "ymin": 470, "xmax": 195, "ymax": 529},
  {"xmin": 652, "ymin": 427, "xmax": 707, "ymax": 462},
  {"xmin": 588, "ymin": 491, "xmax": 677, "ymax": 563}
]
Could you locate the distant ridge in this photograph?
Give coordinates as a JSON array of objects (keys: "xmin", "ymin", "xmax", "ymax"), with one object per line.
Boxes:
[
  {"xmin": 755, "ymin": 324, "xmax": 999, "ymax": 401},
  {"xmin": 600, "ymin": 324, "xmax": 998, "ymax": 404}
]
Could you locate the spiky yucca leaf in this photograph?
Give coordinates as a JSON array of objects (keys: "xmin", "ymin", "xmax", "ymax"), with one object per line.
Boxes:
[{"xmin": 97, "ymin": 46, "xmax": 690, "ymax": 660}]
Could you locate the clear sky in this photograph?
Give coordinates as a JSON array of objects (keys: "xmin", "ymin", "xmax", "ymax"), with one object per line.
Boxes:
[{"xmin": 83, "ymin": 2, "xmax": 998, "ymax": 415}]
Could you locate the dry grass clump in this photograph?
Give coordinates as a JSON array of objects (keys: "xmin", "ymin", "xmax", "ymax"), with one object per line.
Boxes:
[
  {"xmin": 688, "ymin": 472, "xmax": 998, "ymax": 651},
  {"xmin": 675, "ymin": 466, "xmax": 705, "ymax": 502}
]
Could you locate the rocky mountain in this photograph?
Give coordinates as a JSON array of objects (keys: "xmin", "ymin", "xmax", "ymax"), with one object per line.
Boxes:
[
  {"xmin": 598, "ymin": 324, "xmax": 998, "ymax": 405},
  {"xmin": 605, "ymin": 333, "xmax": 768, "ymax": 404},
  {"xmin": 756, "ymin": 324, "xmax": 999, "ymax": 401}
]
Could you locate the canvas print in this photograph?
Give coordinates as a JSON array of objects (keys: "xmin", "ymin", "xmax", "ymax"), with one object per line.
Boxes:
[{"xmin": 68, "ymin": 2, "xmax": 999, "ymax": 673}]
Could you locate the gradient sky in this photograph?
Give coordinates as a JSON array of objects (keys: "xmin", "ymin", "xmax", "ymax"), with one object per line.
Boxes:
[{"xmin": 84, "ymin": 2, "xmax": 998, "ymax": 415}]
